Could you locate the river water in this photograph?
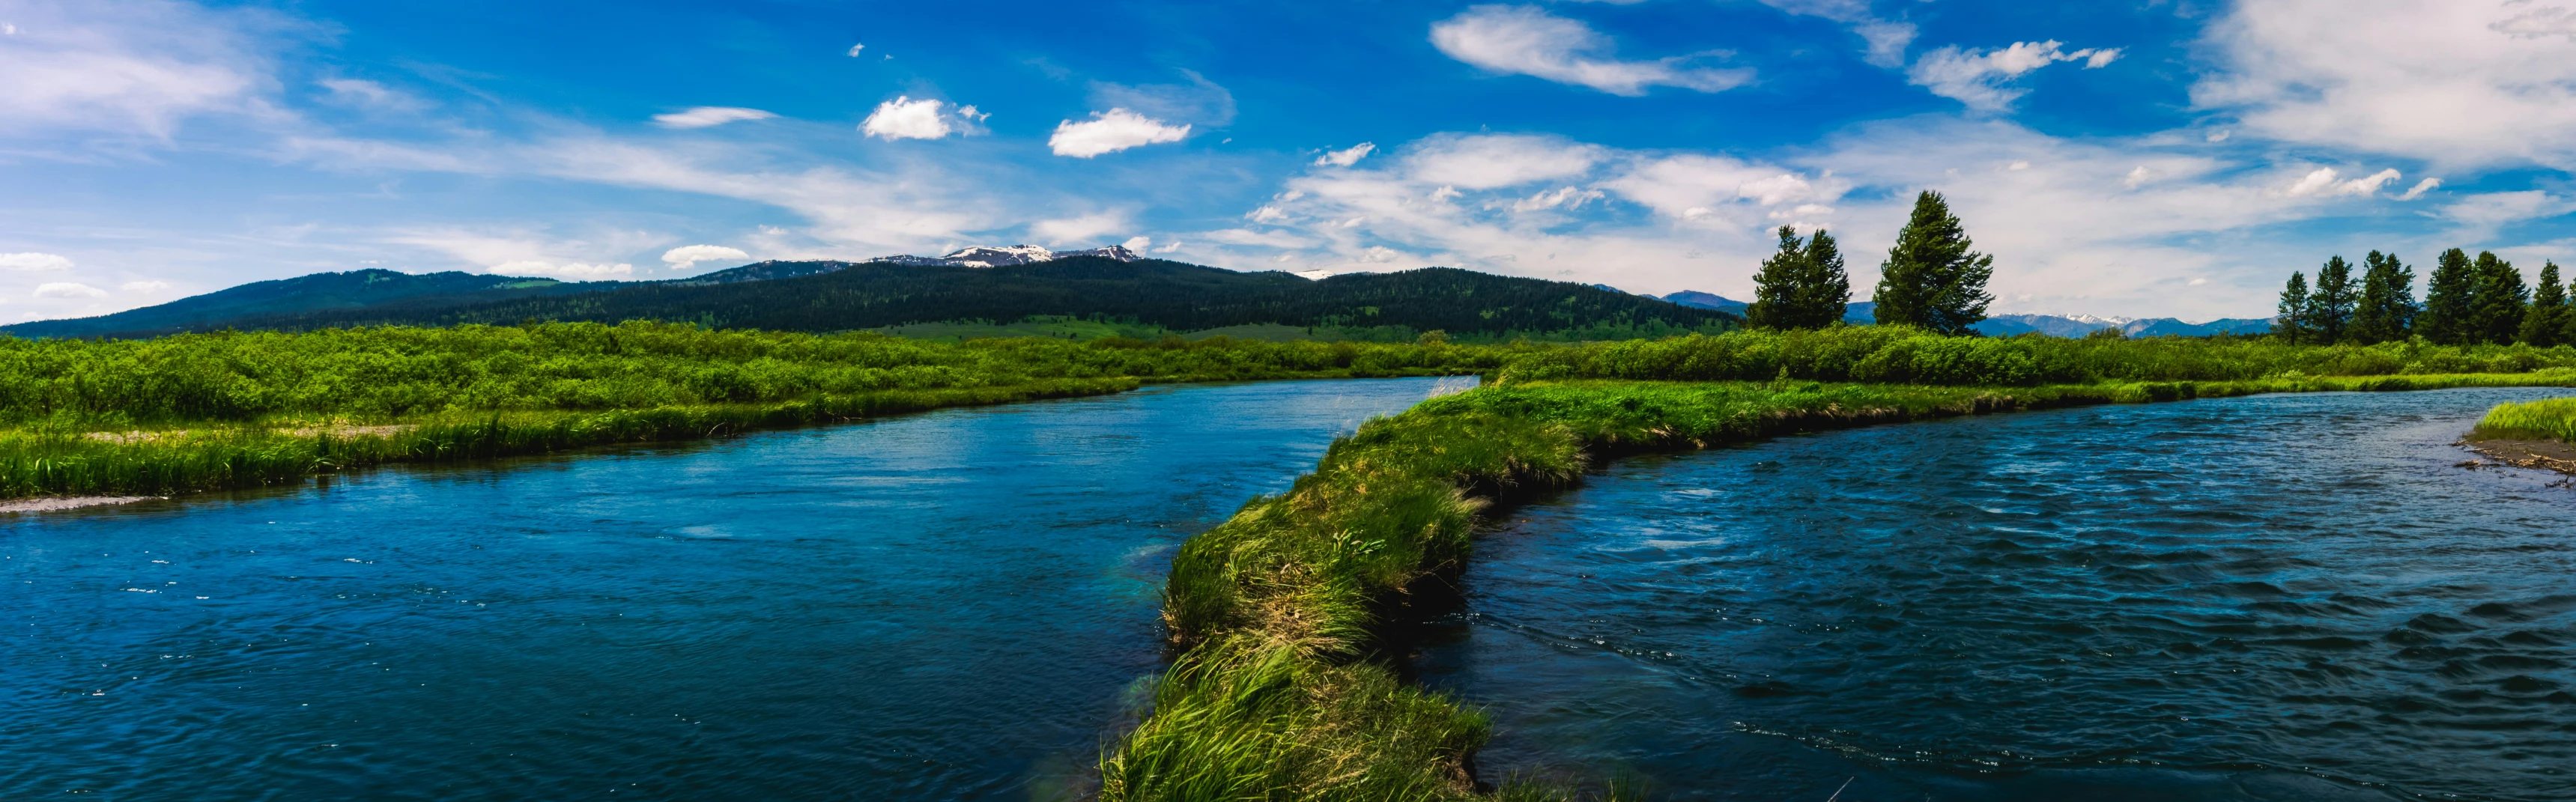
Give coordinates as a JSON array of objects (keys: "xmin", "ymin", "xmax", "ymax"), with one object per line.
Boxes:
[
  {"xmin": 1418, "ymin": 388, "xmax": 2576, "ymax": 801},
  {"xmin": 0, "ymin": 378, "xmax": 1446, "ymax": 801}
]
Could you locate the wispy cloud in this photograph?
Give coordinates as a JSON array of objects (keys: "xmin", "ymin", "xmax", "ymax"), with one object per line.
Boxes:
[
  {"xmin": 652, "ymin": 106, "xmax": 777, "ymax": 130},
  {"xmin": 1430, "ymin": 5, "xmax": 1751, "ymax": 96},
  {"xmin": 1908, "ymin": 40, "xmax": 2121, "ymax": 111}
]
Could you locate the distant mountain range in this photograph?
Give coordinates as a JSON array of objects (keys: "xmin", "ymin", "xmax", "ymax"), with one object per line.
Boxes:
[
  {"xmin": 1657, "ymin": 291, "xmax": 2273, "ymax": 338},
  {"xmin": 4, "ymin": 249, "xmax": 1733, "ymax": 341},
  {"xmin": 876, "ymin": 244, "xmax": 1139, "ymax": 268}
]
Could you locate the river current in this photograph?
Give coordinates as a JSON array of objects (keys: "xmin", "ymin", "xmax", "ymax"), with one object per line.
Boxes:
[
  {"xmin": 1, "ymin": 378, "xmax": 1446, "ymax": 801},
  {"xmin": 1418, "ymin": 388, "xmax": 2576, "ymax": 801}
]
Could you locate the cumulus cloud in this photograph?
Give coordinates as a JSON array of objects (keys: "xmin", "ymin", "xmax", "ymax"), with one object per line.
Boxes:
[
  {"xmin": 2283, "ymin": 167, "xmax": 2401, "ymax": 198},
  {"xmin": 385, "ymin": 227, "xmax": 661, "ymax": 281},
  {"xmin": 860, "ymin": 96, "xmax": 987, "ymax": 140},
  {"xmin": 0, "ymin": 252, "xmax": 75, "ymax": 270},
  {"xmin": 1907, "ymin": 40, "xmax": 2120, "ymax": 111},
  {"xmin": 34, "ymin": 282, "xmax": 106, "ymax": 299},
  {"xmin": 2194, "ymin": 0, "xmax": 2576, "ymax": 168},
  {"xmin": 1315, "ymin": 142, "xmax": 1376, "ymax": 167},
  {"xmin": 846, "ymin": 43, "xmax": 865, "ymax": 56},
  {"xmin": 120, "ymin": 279, "xmax": 171, "ymax": 292},
  {"xmin": 1048, "ymin": 109, "xmax": 1189, "ymax": 157},
  {"xmin": 1429, "ymin": 5, "xmax": 1751, "ymax": 96},
  {"xmin": 661, "ymin": 244, "xmax": 750, "ymax": 271},
  {"xmin": 652, "ymin": 106, "xmax": 777, "ymax": 129}
]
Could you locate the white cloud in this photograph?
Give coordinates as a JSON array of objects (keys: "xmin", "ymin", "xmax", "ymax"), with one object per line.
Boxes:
[
  {"xmin": 861, "ymin": 96, "xmax": 986, "ymax": 140},
  {"xmin": 120, "ymin": 279, "xmax": 171, "ymax": 293},
  {"xmin": 1031, "ymin": 212, "xmax": 1130, "ymax": 244},
  {"xmin": 2437, "ymin": 191, "xmax": 2576, "ymax": 237},
  {"xmin": 34, "ymin": 282, "xmax": 106, "ymax": 299},
  {"xmin": 653, "ymin": 106, "xmax": 777, "ymax": 129},
  {"xmin": 2194, "ymin": 0, "xmax": 2576, "ymax": 168},
  {"xmin": 1089, "ymin": 70, "xmax": 1236, "ymax": 127},
  {"xmin": 1405, "ymin": 133, "xmax": 1603, "ymax": 189},
  {"xmin": 2282, "ymin": 167, "xmax": 2400, "ymax": 198},
  {"xmin": 0, "ymin": 252, "xmax": 75, "ymax": 270},
  {"xmin": 661, "ymin": 244, "xmax": 750, "ymax": 271},
  {"xmin": 846, "ymin": 43, "xmax": 864, "ymax": 56},
  {"xmin": 492, "ymin": 261, "xmax": 632, "ymax": 279},
  {"xmin": 1750, "ymin": 0, "xmax": 1915, "ymax": 67},
  {"xmin": 1429, "ymin": 5, "xmax": 1751, "ymax": 96},
  {"xmin": 2123, "ymin": 165, "xmax": 2153, "ymax": 189},
  {"xmin": 0, "ymin": 0, "xmax": 285, "ymax": 138},
  {"xmin": 1048, "ymin": 109, "xmax": 1189, "ymax": 157},
  {"xmin": 1315, "ymin": 142, "xmax": 1376, "ymax": 167},
  {"xmin": 1511, "ymin": 186, "xmax": 1605, "ymax": 212},
  {"xmin": 1908, "ymin": 40, "xmax": 2120, "ymax": 111},
  {"xmin": 1123, "ymin": 236, "xmax": 1152, "ymax": 252},
  {"xmin": 2398, "ymin": 177, "xmax": 2441, "ymax": 201},
  {"xmin": 317, "ymin": 78, "xmax": 421, "ymax": 112}
]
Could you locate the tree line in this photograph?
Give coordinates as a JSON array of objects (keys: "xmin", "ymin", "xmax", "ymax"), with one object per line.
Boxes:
[
  {"xmin": 1747, "ymin": 190, "xmax": 1995, "ymax": 335},
  {"xmin": 2276, "ymin": 249, "xmax": 2573, "ymax": 347}
]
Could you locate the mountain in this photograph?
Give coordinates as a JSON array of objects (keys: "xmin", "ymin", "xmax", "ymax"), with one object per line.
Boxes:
[
  {"xmin": 10, "ymin": 255, "xmax": 1736, "ymax": 341},
  {"xmin": 876, "ymin": 244, "xmax": 1139, "ymax": 267},
  {"xmin": 1660, "ymin": 291, "xmax": 1747, "ymax": 315},
  {"xmin": 2122, "ymin": 318, "xmax": 2276, "ymax": 337},
  {"xmin": 0, "ymin": 269, "xmax": 612, "ymax": 339}
]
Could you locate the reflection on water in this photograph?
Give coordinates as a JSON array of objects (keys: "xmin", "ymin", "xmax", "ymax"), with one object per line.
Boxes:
[
  {"xmin": 1421, "ymin": 388, "xmax": 2576, "ymax": 802},
  {"xmin": 0, "ymin": 378, "xmax": 1440, "ymax": 801}
]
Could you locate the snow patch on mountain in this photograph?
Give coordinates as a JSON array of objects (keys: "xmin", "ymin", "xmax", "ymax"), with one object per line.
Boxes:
[{"xmin": 876, "ymin": 244, "xmax": 1139, "ymax": 268}]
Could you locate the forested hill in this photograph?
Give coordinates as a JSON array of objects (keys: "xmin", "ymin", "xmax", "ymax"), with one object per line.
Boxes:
[
  {"xmin": 2, "ymin": 269, "xmax": 610, "ymax": 339},
  {"xmin": 12, "ymin": 258, "xmax": 1736, "ymax": 341}
]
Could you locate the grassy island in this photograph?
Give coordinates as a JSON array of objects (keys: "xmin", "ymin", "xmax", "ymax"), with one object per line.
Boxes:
[{"xmin": 1102, "ymin": 326, "xmax": 2576, "ymax": 801}]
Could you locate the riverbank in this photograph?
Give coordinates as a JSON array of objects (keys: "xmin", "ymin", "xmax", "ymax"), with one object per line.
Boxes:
[{"xmin": 1103, "ymin": 373, "xmax": 2576, "ymax": 801}]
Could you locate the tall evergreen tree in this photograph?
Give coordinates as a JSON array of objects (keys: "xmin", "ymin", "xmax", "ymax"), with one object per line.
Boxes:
[
  {"xmin": 2520, "ymin": 261, "xmax": 2569, "ymax": 347},
  {"xmin": 2305, "ymin": 255, "xmax": 2358, "ymax": 343},
  {"xmin": 2418, "ymin": 248, "xmax": 2477, "ymax": 345},
  {"xmin": 2348, "ymin": 250, "xmax": 2416, "ymax": 344},
  {"xmin": 1745, "ymin": 226, "xmax": 1805, "ymax": 330},
  {"xmin": 2276, "ymin": 271, "xmax": 2312, "ymax": 344},
  {"xmin": 2470, "ymin": 251, "xmax": 2530, "ymax": 345},
  {"xmin": 1872, "ymin": 190, "xmax": 1995, "ymax": 335},
  {"xmin": 1795, "ymin": 228, "xmax": 1852, "ymax": 328}
]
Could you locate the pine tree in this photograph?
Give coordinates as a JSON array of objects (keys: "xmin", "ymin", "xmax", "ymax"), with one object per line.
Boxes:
[
  {"xmin": 1872, "ymin": 190, "xmax": 1995, "ymax": 335},
  {"xmin": 1745, "ymin": 226, "xmax": 1805, "ymax": 330},
  {"xmin": 2348, "ymin": 250, "xmax": 2416, "ymax": 344},
  {"xmin": 2470, "ymin": 251, "xmax": 2529, "ymax": 345},
  {"xmin": 2306, "ymin": 255, "xmax": 2358, "ymax": 344},
  {"xmin": 2276, "ymin": 271, "xmax": 2311, "ymax": 344},
  {"xmin": 1795, "ymin": 229, "xmax": 1852, "ymax": 328},
  {"xmin": 2418, "ymin": 248, "xmax": 2476, "ymax": 345},
  {"xmin": 2519, "ymin": 261, "xmax": 2567, "ymax": 347}
]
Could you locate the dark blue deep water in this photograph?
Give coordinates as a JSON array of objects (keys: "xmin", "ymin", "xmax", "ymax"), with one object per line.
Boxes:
[
  {"xmin": 1419, "ymin": 388, "xmax": 2576, "ymax": 802},
  {"xmin": 1, "ymin": 378, "xmax": 1446, "ymax": 801}
]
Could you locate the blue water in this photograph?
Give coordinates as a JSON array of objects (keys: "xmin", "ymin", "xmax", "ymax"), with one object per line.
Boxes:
[
  {"xmin": 1419, "ymin": 388, "xmax": 2576, "ymax": 802},
  {"xmin": 0, "ymin": 378, "xmax": 1446, "ymax": 801}
]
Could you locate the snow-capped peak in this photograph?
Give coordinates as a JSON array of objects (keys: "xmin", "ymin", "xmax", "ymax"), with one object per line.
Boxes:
[
  {"xmin": 2061, "ymin": 313, "xmax": 2136, "ymax": 325},
  {"xmin": 876, "ymin": 243, "xmax": 1139, "ymax": 268}
]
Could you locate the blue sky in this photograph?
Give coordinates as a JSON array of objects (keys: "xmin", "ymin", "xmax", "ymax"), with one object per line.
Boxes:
[{"xmin": 5, "ymin": 0, "xmax": 2576, "ymax": 323}]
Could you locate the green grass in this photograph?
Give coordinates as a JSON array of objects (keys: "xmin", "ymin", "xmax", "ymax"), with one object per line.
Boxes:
[
  {"xmin": 1106, "ymin": 371, "xmax": 2576, "ymax": 801},
  {"xmin": 0, "ymin": 321, "xmax": 1524, "ymax": 498},
  {"xmin": 2471, "ymin": 396, "xmax": 2576, "ymax": 443}
]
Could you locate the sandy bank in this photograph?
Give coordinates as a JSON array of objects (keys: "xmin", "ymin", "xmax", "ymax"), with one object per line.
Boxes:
[
  {"xmin": 2460, "ymin": 437, "xmax": 2576, "ymax": 476},
  {"xmin": 0, "ymin": 496, "xmax": 160, "ymax": 514}
]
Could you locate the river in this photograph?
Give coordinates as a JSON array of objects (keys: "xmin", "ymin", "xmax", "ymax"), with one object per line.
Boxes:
[
  {"xmin": 1417, "ymin": 387, "xmax": 2576, "ymax": 801},
  {"xmin": 0, "ymin": 378, "xmax": 1448, "ymax": 800}
]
